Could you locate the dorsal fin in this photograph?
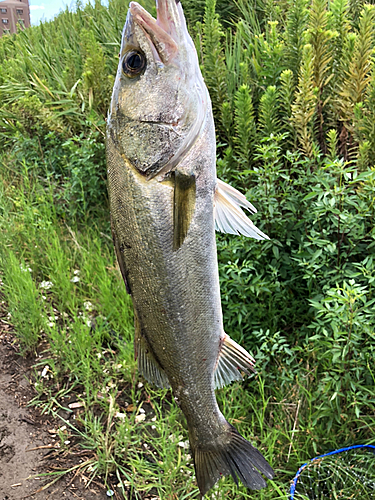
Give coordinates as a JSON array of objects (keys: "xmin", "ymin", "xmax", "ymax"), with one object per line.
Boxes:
[
  {"xmin": 111, "ymin": 216, "xmax": 131, "ymax": 295},
  {"xmin": 134, "ymin": 310, "xmax": 170, "ymax": 389}
]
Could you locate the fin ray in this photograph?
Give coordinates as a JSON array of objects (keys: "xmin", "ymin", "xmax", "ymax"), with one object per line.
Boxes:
[
  {"xmin": 192, "ymin": 423, "xmax": 274, "ymax": 496},
  {"xmin": 134, "ymin": 311, "xmax": 170, "ymax": 389},
  {"xmin": 214, "ymin": 334, "xmax": 256, "ymax": 389},
  {"xmin": 214, "ymin": 179, "xmax": 269, "ymax": 240}
]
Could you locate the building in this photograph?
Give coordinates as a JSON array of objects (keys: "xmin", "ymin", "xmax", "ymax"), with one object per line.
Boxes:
[{"xmin": 0, "ymin": 0, "xmax": 30, "ymax": 36}]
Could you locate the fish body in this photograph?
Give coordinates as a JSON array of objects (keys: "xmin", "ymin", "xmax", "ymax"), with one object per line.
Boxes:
[{"xmin": 106, "ymin": 0, "xmax": 274, "ymax": 495}]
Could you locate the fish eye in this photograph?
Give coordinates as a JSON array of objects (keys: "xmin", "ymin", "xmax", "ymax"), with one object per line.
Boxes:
[{"xmin": 122, "ymin": 50, "xmax": 146, "ymax": 77}]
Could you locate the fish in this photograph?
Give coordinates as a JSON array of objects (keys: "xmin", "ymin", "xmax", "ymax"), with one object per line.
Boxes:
[{"xmin": 106, "ymin": 0, "xmax": 275, "ymax": 495}]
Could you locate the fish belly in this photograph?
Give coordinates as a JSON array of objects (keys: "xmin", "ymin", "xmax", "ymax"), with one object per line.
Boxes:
[{"xmin": 107, "ymin": 121, "xmax": 222, "ymax": 405}]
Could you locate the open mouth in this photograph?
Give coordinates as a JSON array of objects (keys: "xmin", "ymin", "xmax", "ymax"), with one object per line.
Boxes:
[{"xmin": 129, "ymin": 1, "xmax": 181, "ymax": 64}]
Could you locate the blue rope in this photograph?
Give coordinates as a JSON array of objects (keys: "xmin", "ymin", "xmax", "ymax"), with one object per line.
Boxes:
[{"xmin": 289, "ymin": 444, "xmax": 375, "ymax": 499}]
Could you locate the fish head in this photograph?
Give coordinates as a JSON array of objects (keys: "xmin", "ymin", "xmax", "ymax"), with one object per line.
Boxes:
[{"xmin": 108, "ymin": 0, "xmax": 208, "ymax": 178}]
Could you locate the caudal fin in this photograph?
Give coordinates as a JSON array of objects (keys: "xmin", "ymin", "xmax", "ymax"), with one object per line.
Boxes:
[{"xmin": 192, "ymin": 423, "xmax": 274, "ymax": 496}]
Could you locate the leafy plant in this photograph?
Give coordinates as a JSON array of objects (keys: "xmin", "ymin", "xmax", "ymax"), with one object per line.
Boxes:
[{"xmin": 0, "ymin": 0, "xmax": 375, "ymax": 496}]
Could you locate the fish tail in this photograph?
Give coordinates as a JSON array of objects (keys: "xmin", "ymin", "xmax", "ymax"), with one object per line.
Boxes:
[{"xmin": 191, "ymin": 422, "xmax": 274, "ymax": 496}]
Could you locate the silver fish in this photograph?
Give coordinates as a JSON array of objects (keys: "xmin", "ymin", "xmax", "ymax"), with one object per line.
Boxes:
[{"xmin": 106, "ymin": 0, "xmax": 274, "ymax": 495}]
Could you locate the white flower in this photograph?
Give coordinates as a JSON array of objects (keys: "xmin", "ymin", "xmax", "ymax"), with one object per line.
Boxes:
[
  {"xmin": 70, "ymin": 276, "xmax": 80, "ymax": 283},
  {"xmin": 20, "ymin": 264, "xmax": 32, "ymax": 272},
  {"xmin": 135, "ymin": 414, "xmax": 146, "ymax": 423},
  {"xmin": 137, "ymin": 382, "xmax": 144, "ymax": 389},
  {"xmin": 40, "ymin": 281, "xmax": 53, "ymax": 289},
  {"xmin": 73, "ymin": 270, "xmax": 80, "ymax": 275},
  {"xmin": 86, "ymin": 320, "xmax": 92, "ymax": 327},
  {"xmin": 115, "ymin": 412, "xmax": 126, "ymax": 420},
  {"xmin": 47, "ymin": 322, "xmax": 55, "ymax": 327},
  {"xmin": 178, "ymin": 440, "xmax": 189, "ymax": 449},
  {"xmin": 84, "ymin": 301, "xmax": 93, "ymax": 311}
]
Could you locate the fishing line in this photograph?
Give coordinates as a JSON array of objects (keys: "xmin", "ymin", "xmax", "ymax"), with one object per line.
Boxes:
[{"xmin": 290, "ymin": 444, "xmax": 375, "ymax": 499}]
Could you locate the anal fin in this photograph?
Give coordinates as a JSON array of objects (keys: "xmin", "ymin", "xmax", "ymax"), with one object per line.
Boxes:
[
  {"xmin": 214, "ymin": 334, "xmax": 256, "ymax": 389},
  {"xmin": 134, "ymin": 311, "xmax": 170, "ymax": 389},
  {"xmin": 214, "ymin": 179, "xmax": 269, "ymax": 240}
]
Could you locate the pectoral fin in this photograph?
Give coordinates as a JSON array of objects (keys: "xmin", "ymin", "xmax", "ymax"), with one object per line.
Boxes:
[
  {"xmin": 173, "ymin": 171, "xmax": 196, "ymax": 250},
  {"xmin": 134, "ymin": 311, "xmax": 170, "ymax": 389},
  {"xmin": 214, "ymin": 334, "xmax": 256, "ymax": 389},
  {"xmin": 214, "ymin": 179, "xmax": 269, "ymax": 240}
]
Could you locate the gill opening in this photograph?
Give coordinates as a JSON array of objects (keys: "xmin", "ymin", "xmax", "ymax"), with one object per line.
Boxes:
[{"xmin": 147, "ymin": 86, "xmax": 209, "ymax": 181}]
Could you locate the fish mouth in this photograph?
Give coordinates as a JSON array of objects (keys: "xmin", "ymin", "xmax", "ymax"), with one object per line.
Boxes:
[{"xmin": 129, "ymin": 0, "xmax": 186, "ymax": 64}]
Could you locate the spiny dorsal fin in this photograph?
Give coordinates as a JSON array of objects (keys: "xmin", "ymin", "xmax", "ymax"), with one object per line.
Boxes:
[
  {"xmin": 111, "ymin": 216, "xmax": 131, "ymax": 295},
  {"xmin": 214, "ymin": 179, "xmax": 269, "ymax": 240},
  {"xmin": 173, "ymin": 171, "xmax": 196, "ymax": 250},
  {"xmin": 214, "ymin": 334, "xmax": 256, "ymax": 389},
  {"xmin": 134, "ymin": 311, "xmax": 170, "ymax": 389}
]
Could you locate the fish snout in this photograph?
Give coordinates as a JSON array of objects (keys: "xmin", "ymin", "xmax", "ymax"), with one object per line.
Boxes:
[
  {"xmin": 128, "ymin": 0, "xmax": 190, "ymax": 64},
  {"xmin": 129, "ymin": 1, "xmax": 177, "ymax": 64},
  {"xmin": 156, "ymin": 0, "xmax": 182, "ymax": 37}
]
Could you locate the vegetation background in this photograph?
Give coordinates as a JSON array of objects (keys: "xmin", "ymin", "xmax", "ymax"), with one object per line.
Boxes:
[{"xmin": 0, "ymin": 0, "xmax": 374, "ymax": 497}]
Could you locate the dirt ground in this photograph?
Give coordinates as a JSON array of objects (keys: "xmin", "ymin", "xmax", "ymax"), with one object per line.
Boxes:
[{"xmin": 0, "ymin": 309, "xmax": 104, "ymax": 500}]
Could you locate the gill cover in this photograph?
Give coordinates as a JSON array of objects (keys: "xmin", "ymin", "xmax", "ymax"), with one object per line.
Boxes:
[{"xmin": 107, "ymin": 0, "xmax": 208, "ymax": 179}]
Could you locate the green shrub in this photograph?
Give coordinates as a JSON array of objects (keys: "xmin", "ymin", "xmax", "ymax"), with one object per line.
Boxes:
[{"xmin": 0, "ymin": 0, "xmax": 374, "ymax": 488}]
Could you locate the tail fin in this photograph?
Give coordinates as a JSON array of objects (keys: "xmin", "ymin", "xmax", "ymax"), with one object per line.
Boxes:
[{"xmin": 192, "ymin": 423, "xmax": 274, "ymax": 496}]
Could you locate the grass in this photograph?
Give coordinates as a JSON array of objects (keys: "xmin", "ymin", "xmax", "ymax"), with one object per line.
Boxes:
[
  {"xmin": 0, "ymin": 160, "xmax": 374, "ymax": 500},
  {"xmin": 1, "ymin": 0, "xmax": 374, "ymax": 496}
]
